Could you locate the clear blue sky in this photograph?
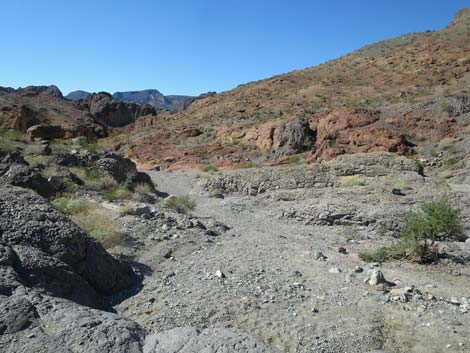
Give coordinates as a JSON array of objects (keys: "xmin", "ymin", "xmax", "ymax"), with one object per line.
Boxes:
[{"xmin": 0, "ymin": 1, "xmax": 467, "ymax": 96}]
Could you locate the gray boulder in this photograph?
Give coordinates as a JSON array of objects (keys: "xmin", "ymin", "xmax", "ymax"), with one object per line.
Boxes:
[
  {"xmin": 0, "ymin": 163, "xmax": 56, "ymax": 198},
  {"xmin": 79, "ymin": 92, "xmax": 156, "ymax": 127},
  {"xmin": 275, "ymin": 117, "xmax": 315, "ymax": 156},
  {"xmin": 0, "ymin": 185, "xmax": 137, "ymax": 303},
  {"xmin": 144, "ymin": 327, "xmax": 279, "ymax": 353},
  {"xmin": 1, "ymin": 290, "xmax": 145, "ymax": 353}
]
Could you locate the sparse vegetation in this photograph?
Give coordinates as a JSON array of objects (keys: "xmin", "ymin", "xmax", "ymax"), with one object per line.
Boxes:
[
  {"xmin": 286, "ymin": 154, "xmax": 306, "ymax": 165},
  {"xmin": 339, "ymin": 175, "xmax": 365, "ymax": 187},
  {"xmin": 0, "ymin": 129, "xmax": 25, "ymax": 141},
  {"xmin": 201, "ymin": 165, "xmax": 219, "ymax": 173},
  {"xmin": 162, "ymin": 195, "xmax": 196, "ymax": 213},
  {"xmin": 239, "ymin": 161, "xmax": 256, "ymax": 169},
  {"xmin": 69, "ymin": 167, "xmax": 115, "ymax": 190},
  {"xmin": 50, "ymin": 139, "xmax": 70, "ymax": 153},
  {"xmin": 24, "ymin": 155, "xmax": 52, "ymax": 167},
  {"xmin": 78, "ymin": 138, "xmax": 103, "ymax": 153},
  {"xmin": 52, "ymin": 195, "xmax": 121, "ymax": 249},
  {"xmin": 101, "ymin": 185, "xmax": 130, "ymax": 202},
  {"xmin": 360, "ymin": 200, "xmax": 465, "ymax": 264}
]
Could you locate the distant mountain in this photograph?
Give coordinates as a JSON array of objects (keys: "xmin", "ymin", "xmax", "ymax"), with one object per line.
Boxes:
[
  {"xmin": 66, "ymin": 89, "xmax": 207, "ymax": 113},
  {"xmin": 0, "ymin": 85, "xmax": 64, "ymax": 98},
  {"xmin": 66, "ymin": 90, "xmax": 91, "ymax": 100},
  {"xmin": 112, "ymin": 90, "xmax": 196, "ymax": 113}
]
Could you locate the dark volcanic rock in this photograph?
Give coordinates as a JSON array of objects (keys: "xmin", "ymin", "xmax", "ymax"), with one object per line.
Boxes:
[
  {"xmin": 2, "ymin": 290, "xmax": 146, "ymax": 353},
  {"xmin": 16, "ymin": 85, "xmax": 64, "ymax": 98},
  {"xmin": 144, "ymin": 327, "xmax": 279, "ymax": 353},
  {"xmin": 0, "ymin": 185, "xmax": 137, "ymax": 299},
  {"xmin": 275, "ymin": 117, "xmax": 315, "ymax": 156},
  {"xmin": 0, "ymin": 295, "xmax": 38, "ymax": 334},
  {"xmin": 0, "ymin": 186, "xmax": 145, "ymax": 352},
  {"xmin": 0, "ymin": 163, "xmax": 56, "ymax": 198},
  {"xmin": 26, "ymin": 124, "xmax": 66, "ymax": 140},
  {"xmin": 79, "ymin": 92, "xmax": 156, "ymax": 127}
]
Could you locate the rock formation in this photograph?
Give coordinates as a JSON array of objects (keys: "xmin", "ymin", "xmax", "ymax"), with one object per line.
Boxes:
[{"xmin": 78, "ymin": 92, "xmax": 156, "ymax": 127}]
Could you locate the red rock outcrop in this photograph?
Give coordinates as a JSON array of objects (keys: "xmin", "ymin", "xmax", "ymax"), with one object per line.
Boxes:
[{"xmin": 310, "ymin": 109, "xmax": 413, "ymax": 161}]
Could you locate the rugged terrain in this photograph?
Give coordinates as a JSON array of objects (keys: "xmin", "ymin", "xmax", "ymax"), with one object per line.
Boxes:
[
  {"xmin": 66, "ymin": 89, "xmax": 215, "ymax": 114},
  {"xmin": 112, "ymin": 9, "xmax": 470, "ymax": 170},
  {"xmin": 0, "ymin": 8, "xmax": 469, "ymax": 353}
]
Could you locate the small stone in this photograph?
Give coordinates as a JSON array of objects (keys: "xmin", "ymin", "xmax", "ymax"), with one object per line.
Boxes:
[
  {"xmin": 354, "ymin": 266, "xmax": 363, "ymax": 273},
  {"xmin": 215, "ymin": 270, "xmax": 226, "ymax": 279},
  {"xmin": 329, "ymin": 267, "xmax": 342, "ymax": 274},
  {"xmin": 365, "ymin": 268, "xmax": 387, "ymax": 286},
  {"xmin": 313, "ymin": 250, "xmax": 326, "ymax": 260},
  {"xmin": 160, "ymin": 248, "xmax": 173, "ymax": 259},
  {"xmin": 450, "ymin": 297, "xmax": 460, "ymax": 305},
  {"xmin": 163, "ymin": 272, "xmax": 175, "ymax": 280}
]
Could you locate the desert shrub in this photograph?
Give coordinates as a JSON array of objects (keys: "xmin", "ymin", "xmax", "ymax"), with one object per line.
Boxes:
[
  {"xmin": 71, "ymin": 210, "xmax": 121, "ymax": 249},
  {"xmin": 78, "ymin": 138, "xmax": 102, "ymax": 153},
  {"xmin": 131, "ymin": 183, "xmax": 154, "ymax": 202},
  {"xmin": 50, "ymin": 139, "xmax": 70, "ymax": 153},
  {"xmin": 52, "ymin": 195, "xmax": 95, "ymax": 214},
  {"xmin": 339, "ymin": 175, "xmax": 365, "ymax": 187},
  {"xmin": 163, "ymin": 195, "xmax": 196, "ymax": 213},
  {"xmin": 437, "ymin": 170, "xmax": 454, "ymax": 179},
  {"xmin": 446, "ymin": 157, "xmax": 460, "ymax": 167},
  {"xmin": 201, "ymin": 165, "xmax": 219, "ymax": 173},
  {"xmin": 239, "ymin": 161, "xmax": 256, "ymax": 169},
  {"xmin": 134, "ymin": 182, "xmax": 152, "ymax": 194},
  {"xmin": 0, "ymin": 138, "xmax": 15, "ymax": 151},
  {"xmin": 52, "ymin": 195, "xmax": 121, "ymax": 249},
  {"xmin": 24, "ymin": 155, "xmax": 52, "ymax": 167},
  {"xmin": 101, "ymin": 185, "xmax": 130, "ymax": 201},
  {"xmin": 360, "ymin": 200, "xmax": 465, "ymax": 264},
  {"xmin": 0, "ymin": 129, "xmax": 25, "ymax": 141},
  {"xmin": 69, "ymin": 167, "xmax": 115, "ymax": 190},
  {"xmin": 286, "ymin": 154, "xmax": 306, "ymax": 165},
  {"xmin": 437, "ymin": 137, "xmax": 456, "ymax": 151},
  {"xmin": 120, "ymin": 201, "xmax": 137, "ymax": 216},
  {"xmin": 41, "ymin": 165, "xmax": 62, "ymax": 178}
]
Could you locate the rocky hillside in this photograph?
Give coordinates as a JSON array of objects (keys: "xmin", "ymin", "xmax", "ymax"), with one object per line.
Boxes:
[
  {"xmin": 67, "ymin": 89, "xmax": 215, "ymax": 114},
  {"xmin": 0, "ymin": 86, "xmax": 162, "ymax": 137},
  {"xmin": 0, "ymin": 87, "xmax": 106, "ymax": 139},
  {"xmin": 113, "ymin": 90, "xmax": 195, "ymax": 113},
  {"xmin": 117, "ymin": 9, "xmax": 470, "ymax": 170},
  {"xmin": 78, "ymin": 92, "xmax": 157, "ymax": 127},
  {"xmin": 65, "ymin": 89, "xmax": 91, "ymax": 100}
]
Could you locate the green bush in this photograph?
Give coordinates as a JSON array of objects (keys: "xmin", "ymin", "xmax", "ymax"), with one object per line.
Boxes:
[
  {"xmin": 24, "ymin": 155, "xmax": 53, "ymax": 167},
  {"xmin": 360, "ymin": 200, "xmax": 465, "ymax": 264},
  {"xmin": 78, "ymin": 138, "xmax": 103, "ymax": 153},
  {"xmin": 163, "ymin": 195, "xmax": 196, "ymax": 213},
  {"xmin": 201, "ymin": 165, "xmax": 219, "ymax": 173},
  {"xmin": 52, "ymin": 195, "xmax": 95, "ymax": 214},
  {"xmin": 286, "ymin": 154, "xmax": 306, "ymax": 165},
  {"xmin": 69, "ymin": 167, "xmax": 115, "ymax": 191},
  {"xmin": 52, "ymin": 195, "xmax": 121, "ymax": 249},
  {"xmin": 101, "ymin": 185, "xmax": 130, "ymax": 201},
  {"xmin": 0, "ymin": 129, "xmax": 25, "ymax": 141},
  {"xmin": 239, "ymin": 161, "xmax": 256, "ymax": 169}
]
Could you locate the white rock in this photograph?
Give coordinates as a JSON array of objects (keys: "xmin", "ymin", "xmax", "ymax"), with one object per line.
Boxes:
[{"xmin": 329, "ymin": 267, "xmax": 342, "ymax": 274}]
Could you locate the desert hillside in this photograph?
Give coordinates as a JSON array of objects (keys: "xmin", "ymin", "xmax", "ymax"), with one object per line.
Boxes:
[{"xmin": 116, "ymin": 9, "xmax": 469, "ymax": 170}]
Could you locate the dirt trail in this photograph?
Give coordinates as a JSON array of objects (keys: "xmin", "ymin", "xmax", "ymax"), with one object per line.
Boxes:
[{"xmin": 115, "ymin": 170, "xmax": 470, "ymax": 353}]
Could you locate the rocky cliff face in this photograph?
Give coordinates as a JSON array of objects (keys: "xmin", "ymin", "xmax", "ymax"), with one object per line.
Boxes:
[{"xmin": 78, "ymin": 92, "xmax": 156, "ymax": 127}]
